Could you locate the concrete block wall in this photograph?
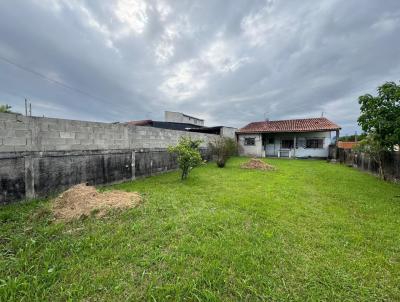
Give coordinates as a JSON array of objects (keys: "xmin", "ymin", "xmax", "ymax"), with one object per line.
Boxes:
[
  {"xmin": 0, "ymin": 113, "xmax": 216, "ymax": 153},
  {"xmin": 0, "ymin": 113, "xmax": 218, "ymax": 203},
  {"xmin": 0, "ymin": 113, "xmax": 130, "ymax": 152},
  {"xmin": 128, "ymin": 126, "xmax": 216, "ymax": 149}
]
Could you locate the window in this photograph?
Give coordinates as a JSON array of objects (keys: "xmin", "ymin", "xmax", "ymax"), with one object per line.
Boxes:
[
  {"xmin": 281, "ymin": 139, "xmax": 294, "ymax": 149},
  {"xmin": 268, "ymin": 138, "xmax": 275, "ymax": 144},
  {"xmin": 306, "ymin": 139, "xmax": 324, "ymax": 148},
  {"xmin": 244, "ymin": 137, "xmax": 255, "ymax": 145}
]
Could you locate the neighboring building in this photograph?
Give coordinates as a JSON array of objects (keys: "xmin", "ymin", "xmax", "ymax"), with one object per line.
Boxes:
[
  {"xmin": 165, "ymin": 111, "xmax": 204, "ymax": 126},
  {"xmin": 127, "ymin": 111, "xmax": 237, "ymax": 139},
  {"xmin": 187, "ymin": 126, "xmax": 237, "ymax": 139},
  {"xmin": 126, "ymin": 119, "xmax": 202, "ymax": 131},
  {"xmin": 237, "ymin": 117, "xmax": 341, "ymax": 158}
]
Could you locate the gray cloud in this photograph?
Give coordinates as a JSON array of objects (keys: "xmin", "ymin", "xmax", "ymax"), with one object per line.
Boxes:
[{"xmin": 1, "ymin": 0, "xmax": 399, "ymax": 134}]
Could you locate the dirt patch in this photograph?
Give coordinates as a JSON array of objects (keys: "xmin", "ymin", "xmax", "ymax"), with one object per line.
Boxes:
[
  {"xmin": 52, "ymin": 184, "xmax": 142, "ymax": 222},
  {"xmin": 241, "ymin": 158, "xmax": 276, "ymax": 171}
]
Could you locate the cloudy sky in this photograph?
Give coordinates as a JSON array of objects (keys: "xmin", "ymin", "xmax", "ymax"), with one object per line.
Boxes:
[{"xmin": 1, "ymin": 0, "xmax": 400, "ymax": 134}]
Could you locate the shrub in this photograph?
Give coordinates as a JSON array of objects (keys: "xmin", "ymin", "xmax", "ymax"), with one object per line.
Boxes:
[
  {"xmin": 208, "ymin": 137, "xmax": 237, "ymax": 168},
  {"xmin": 0, "ymin": 104, "xmax": 12, "ymax": 113},
  {"xmin": 168, "ymin": 137, "xmax": 203, "ymax": 180}
]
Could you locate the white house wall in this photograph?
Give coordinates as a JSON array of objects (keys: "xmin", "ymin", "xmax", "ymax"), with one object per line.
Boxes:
[
  {"xmin": 238, "ymin": 134, "xmax": 263, "ymax": 157},
  {"xmin": 294, "ymin": 131, "xmax": 332, "ymax": 158},
  {"xmin": 238, "ymin": 131, "xmax": 333, "ymax": 158}
]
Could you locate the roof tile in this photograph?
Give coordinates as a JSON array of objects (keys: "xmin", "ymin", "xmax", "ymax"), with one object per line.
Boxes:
[{"xmin": 238, "ymin": 117, "xmax": 341, "ymax": 133}]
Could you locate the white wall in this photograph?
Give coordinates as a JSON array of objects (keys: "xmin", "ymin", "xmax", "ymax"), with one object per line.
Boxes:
[
  {"xmin": 238, "ymin": 134, "xmax": 263, "ymax": 157},
  {"xmin": 239, "ymin": 131, "xmax": 333, "ymax": 158},
  {"xmin": 294, "ymin": 131, "xmax": 332, "ymax": 158},
  {"xmin": 164, "ymin": 111, "xmax": 204, "ymax": 126},
  {"xmin": 221, "ymin": 127, "xmax": 237, "ymax": 139}
]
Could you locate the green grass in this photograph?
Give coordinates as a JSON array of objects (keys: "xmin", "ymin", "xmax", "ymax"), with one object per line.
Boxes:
[{"xmin": 1, "ymin": 157, "xmax": 400, "ymax": 301}]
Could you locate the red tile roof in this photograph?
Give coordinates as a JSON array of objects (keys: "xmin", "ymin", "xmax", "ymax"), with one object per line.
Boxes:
[
  {"xmin": 238, "ymin": 117, "xmax": 341, "ymax": 133},
  {"xmin": 337, "ymin": 141, "xmax": 358, "ymax": 149}
]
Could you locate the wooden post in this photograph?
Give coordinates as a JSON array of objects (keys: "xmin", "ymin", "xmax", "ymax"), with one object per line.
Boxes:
[
  {"xmin": 335, "ymin": 129, "xmax": 340, "ymax": 159},
  {"xmin": 336, "ymin": 130, "xmax": 340, "ymax": 144}
]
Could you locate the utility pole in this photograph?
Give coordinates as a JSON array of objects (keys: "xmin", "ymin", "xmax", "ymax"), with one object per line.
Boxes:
[
  {"xmin": 29, "ymin": 103, "xmax": 32, "ymax": 116},
  {"xmin": 25, "ymin": 98, "xmax": 28, "ymax": 116}
]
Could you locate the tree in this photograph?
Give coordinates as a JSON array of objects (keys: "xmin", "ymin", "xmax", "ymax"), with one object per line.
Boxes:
[
  {"xmin": 357, "ymin": 81, "xmax": 400, "ymax": 179},
  {"xmin": 0, "ymin": 104, "xmax": 13, "ymax": 113},
  {"xmin": 354, "ymin": 134, "xmax": 387, "ymax": 179},
  {"xmin": 208, "ymin": 137, "xmax": 237, "ymax": 168},
  {"xmin": 358, "ymin": 81, "xmax": 400, "ymax": 150},
  {"xmin": 168, "ymin": 137, "xmax": 203, "ymax": 180},
  {"xmin": 339, "ymin": 133, "xmax": 367, "ymax": 142}
]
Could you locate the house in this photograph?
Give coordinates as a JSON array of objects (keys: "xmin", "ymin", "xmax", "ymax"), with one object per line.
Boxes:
[{"xmin": 237, "ymin": 117, "xmax": 341, "ymax": 158}]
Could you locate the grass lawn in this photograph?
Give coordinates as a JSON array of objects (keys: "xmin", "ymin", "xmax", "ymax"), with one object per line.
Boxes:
[{"xmin": 1, "ymin": 157, "xmax": 400, "ymax": 301}]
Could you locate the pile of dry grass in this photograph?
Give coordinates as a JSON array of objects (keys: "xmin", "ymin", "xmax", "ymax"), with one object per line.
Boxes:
[
  {"xmin": 240, "ymin": 158, "xmax": 275, "ymax": 171},
  {"xmin": 52, "ymin": 184, "xmax": 142, "ymax": 222}
]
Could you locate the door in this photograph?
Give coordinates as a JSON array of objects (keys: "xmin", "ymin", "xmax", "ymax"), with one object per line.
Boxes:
[{"xmin": 265, "ymin": 136, "xmax": 275, "ymax": 157}]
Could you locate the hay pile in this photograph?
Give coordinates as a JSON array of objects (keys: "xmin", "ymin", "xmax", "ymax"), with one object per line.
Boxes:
[
  {"xmin": 52, "ymin": 184, "xmax": 141, "ymax": 222},
  {"xmin": 241, "ymin": 158, "xmax": 275, "ymax": 171}
]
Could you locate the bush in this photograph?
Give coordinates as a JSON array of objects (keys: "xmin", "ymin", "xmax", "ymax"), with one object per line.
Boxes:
[
  {"xmin": 168, "ymin": 137, "xmax": 203, "ymax": 180},
  {"xmin": 208, "ymin": 137, "xmax": 237, "ymax": 168},
  {"xmin": 0, "ymin": 104, "xmax": 12, "ymax": 113}
]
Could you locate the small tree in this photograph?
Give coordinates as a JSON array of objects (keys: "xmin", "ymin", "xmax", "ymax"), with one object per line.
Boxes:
[
  {"xmin": 0, "ymin": 104, "xmax": 12, "ymax": 113},
  {"xmin": 208, "ymin": 137, "xmax": 237, "ymax": 168},
  {"xmin": 354, "ymin": 134, "xmax": 387, "ymax": 179},
  {"xmin": 168, "ymin": 137, "xmax": 203, "ymax": 180}
]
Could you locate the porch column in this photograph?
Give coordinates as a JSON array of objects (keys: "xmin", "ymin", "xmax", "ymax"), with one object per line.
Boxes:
[{"xmin": 293, "ymin": 136, "xmax": 297, "ymax": 158}]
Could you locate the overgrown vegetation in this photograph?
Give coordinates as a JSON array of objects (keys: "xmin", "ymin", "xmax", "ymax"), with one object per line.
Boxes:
[
  {"xmin": 357, "ymin": 81, "xmax": 400, "ymax": 178},
  {"xmin": 168, "ymin": 136, "xmax": 203, "ymax": 180},
  {"xmin": 339, "ymin": 133, "xmax": 366, "ymax": 142},
  {"xmin": 208, "ymin": 137, "xmax": 237, "ymax": 167},
  {"xmin": 358, "ymin": 81, "xmax": 400, "ymax": 150},
  {"xmin": 0, "ymin": 104, "xmax": 13, "ymax": 113},
  {"xmin": 1, "ymin": 158, "xmax": 400, "ymax": 301}
]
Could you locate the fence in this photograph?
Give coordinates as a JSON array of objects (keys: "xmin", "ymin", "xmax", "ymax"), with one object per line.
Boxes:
[{"xmin": 336, "ymin": 147, "xmax": 400, "ymax": 182}]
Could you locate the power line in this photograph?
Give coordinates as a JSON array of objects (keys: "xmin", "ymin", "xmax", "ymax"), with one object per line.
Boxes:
[{"xmin": 0, "ymin": 54, "xmax": 111, "ymax": 104}]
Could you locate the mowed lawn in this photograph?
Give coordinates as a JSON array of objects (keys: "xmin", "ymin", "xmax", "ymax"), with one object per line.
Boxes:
[{"xmin": 1, "ymin": 158, "xmax": 400, "ymax": 301}]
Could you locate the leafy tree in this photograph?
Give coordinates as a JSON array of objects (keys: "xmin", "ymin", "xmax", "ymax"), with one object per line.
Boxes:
[
  {"xmin": 339, "ymin": 133, "xmax": 367, "ymax": 142},
  {"xmin": 208, "ymin": 137, "xmax": 237, "ymax": 168},
  {"xmin": 357, "ymin": 81, "xmax": 400, "ymax": 179},
  {"xmin": 0, "ymin": 104, "xmax": 13, "ymax": 113},
  {"xmin": 168, "ymin": 137, "xmax": 203, "ymax": 180},
  {"xmin": 358, "ymin": 81, "xmax": 400, "ymax": 150}
]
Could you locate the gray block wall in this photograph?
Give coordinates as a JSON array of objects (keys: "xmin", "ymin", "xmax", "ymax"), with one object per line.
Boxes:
[{"xmin": 0, "ymin": 113, "xmax": 217, "ymax": 203}]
